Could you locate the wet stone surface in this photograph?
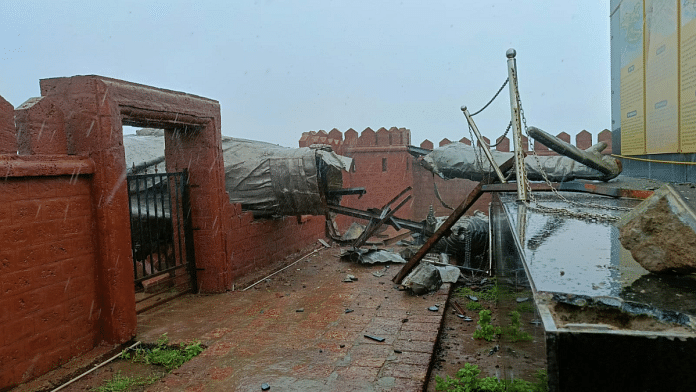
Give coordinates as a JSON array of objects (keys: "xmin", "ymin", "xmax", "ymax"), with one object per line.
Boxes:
[
  {"xmin": 131, "ymin": 245, "xmax": 450, "ymax": 391},
  {"xmin": 500, "ymin": 192, "xmax": 696, "ymax": 320}
]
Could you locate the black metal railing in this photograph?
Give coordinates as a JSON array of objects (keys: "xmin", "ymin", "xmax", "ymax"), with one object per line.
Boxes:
[{"xmin": 127, "ymin": 171, "xmax": 196, "ymax": 295}]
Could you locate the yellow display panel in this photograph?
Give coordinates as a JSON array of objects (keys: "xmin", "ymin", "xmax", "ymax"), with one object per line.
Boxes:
[
  {"xmin": 620, "ymin": 0, "xmax": 646, "ymax": 155},
  {"xmin": 645, "ymin": 0, "xmax": 679, "ymax": 154},
  {"xmin": 680, "ymin": 2, "xmax": 696, "ymax": 152}
]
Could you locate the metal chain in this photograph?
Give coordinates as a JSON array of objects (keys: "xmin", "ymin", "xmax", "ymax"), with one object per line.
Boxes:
[
  {"xmin": 465, "ymin": 229, "xmax": 471, "ymax": 266},
  {"xmin": 471, "ymin": 78, "xmax": 509, "ymax": 116},
  {"xmin": 467, "ymin": 122, "xmax": 488, "ymax": 181},
  {"xmin": 509, "ymin": 68, "xmax": 630, "ymax": 223},
  {"xmin": 486, "ymin": 121, "xmax": 512, "ymax": 148}
]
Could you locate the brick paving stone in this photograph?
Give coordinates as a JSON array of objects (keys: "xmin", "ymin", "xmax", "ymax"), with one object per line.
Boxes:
[
  {"xmin": 393, "ymin": 338, "xmax": 436, "ymax": 353},
  {"xmin": 49, "ymin": 247, "xmax": 451, "ymax": 391},
  {"xmin": 390, "ymin": 350, "xmax": 433, "ymax": 366},
  {"xmin": 336, "ymin": 365, "xmax": 381, "ymax": 381},
  {"xmin": 401, "ymin": 321, "xmax": 439, "ymax": 332},
  {"xmin": 380, "ymin": 362, "xmax": 429, "ymax": 381},
  {"xmin": 397, "ymin": 329, "xmax": 438, "ymax": 342},
  {"xmin": 389, "ymin": 377, "xmax": 425, "ymax": 391}
]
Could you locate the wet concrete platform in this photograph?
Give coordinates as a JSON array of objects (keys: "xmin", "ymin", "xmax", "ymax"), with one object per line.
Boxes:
[{"xmin": 132, "ymin": 244, "xmax": 449, "ymax": 391}]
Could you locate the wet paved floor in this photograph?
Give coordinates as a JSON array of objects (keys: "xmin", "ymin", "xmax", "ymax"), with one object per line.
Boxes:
[{"xmin": 135, "ymin": 245, "xmax": 450, "ymax": 391}]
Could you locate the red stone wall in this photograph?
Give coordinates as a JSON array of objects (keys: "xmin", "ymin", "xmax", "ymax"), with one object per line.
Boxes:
[
  {"xmin": 227, "ymin": 205, "xmax": 325, "ymax": 280},
  {"xmin": 0, "ymin": 76, "xmax": 328, "ymax": 390},
  {"xmin": 0, "ymin": 176, "xmax": 97, "ymax": 387}
]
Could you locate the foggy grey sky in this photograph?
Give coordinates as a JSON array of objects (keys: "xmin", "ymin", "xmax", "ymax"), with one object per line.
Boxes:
[{"xmin": 1, "ymin": 1, "xmax": 610, "ymax": 148}]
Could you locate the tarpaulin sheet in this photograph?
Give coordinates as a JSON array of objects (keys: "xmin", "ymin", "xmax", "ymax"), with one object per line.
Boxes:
[
  {"xmin": 421, "ymin": 142, "xmax": 610, "ymax": 182},
  {"xmin": 123, "ymin": 130, "xmax": 352, "ymax": 216}
]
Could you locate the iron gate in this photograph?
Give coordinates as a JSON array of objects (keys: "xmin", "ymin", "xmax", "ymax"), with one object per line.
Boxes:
[{"xmin": 127, "ymin": 171, "xmax": 197, "ymax": 297}]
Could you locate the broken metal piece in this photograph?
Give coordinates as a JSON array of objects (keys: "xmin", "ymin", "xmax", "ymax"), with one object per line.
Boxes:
[
  {"xmin": 352, "ymin": 187, "xmax": 413, "ymax": 249},
  {"xmin": 452, "ymin": 301, "xmax": 466, "ymax": 315},
  {"xmin": 364, "ymin": 334, "xmax": 385, "ymax": 342},
  {"xmin": 326, "ymin": 187, "xmax": 367, "ymax": 198},
  {"xmin": 328, "ymin": 204, "xmax": 424, "ymax": 233}
]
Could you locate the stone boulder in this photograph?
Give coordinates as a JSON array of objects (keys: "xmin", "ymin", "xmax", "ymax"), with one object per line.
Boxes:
[{"xmin": 617, "ymin": 184, "xmax": 696, "ymax": 274}]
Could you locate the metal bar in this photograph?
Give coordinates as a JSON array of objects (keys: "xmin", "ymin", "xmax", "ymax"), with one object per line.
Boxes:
[
  {"xmin": 461, "ymin": 106, "xmax": 507, "ymax": 184},
  {"xmin": 327, "ymin": 205, "xmax": 424, "ymax": 232},
  {"xmin": 483, "ymin": 183, "xmax": 559, "ymax": 193},
  {"xmin": 163, "ymin": 174, "xmax": 174, "ymax": 270},
  {"xmin": 127, "ymin": 178, "xmax": 137, "ymax": 280},
  {"xmin": 156, "ymin": 175, "xmax": 165, "ymax": 271},
  {"xmin": 144, "ymin": 176, "xmax": 156, "ymax": 278},
  {"xmin": 381, "ymin": 186, "xmax": 413, "ymax": 210},
  {"xmin": 135, "ymin": 177, "xmax": 146, "ymax": 279},
  {"xmin": 506, "ymin": 48, "xmax": 529, "ymax": 202},
  {"xmin": 134, "ymin": 262, "xmax": 188, "ymax": 284},
  {"xmin": 326, "ymin": 187, "xmax": 367, "ymax": 197},
  {"xmin": 393, "ymin": 156, "xmax": 515, "ymax": 284},
  {"xmin": 172, "ymin": 173, "xmax": 185, "ymax": 269},
  {"xmin": 353, "ymin": 195, "xmax": 412, "ymax": 249}
]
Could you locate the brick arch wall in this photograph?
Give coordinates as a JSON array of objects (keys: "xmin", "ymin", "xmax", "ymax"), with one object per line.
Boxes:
[{"xmin": 0, "ymin": 76, "xmax": 327, "ymax": 390}]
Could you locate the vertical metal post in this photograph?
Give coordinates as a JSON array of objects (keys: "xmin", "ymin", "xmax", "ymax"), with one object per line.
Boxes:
[
  {"xmin": 461, "ymin": 106, "xmax": 507, "ymax": 183},
  {"xmin": 506, "ymin": 48, "xmax": 529, "ymax": 202}
]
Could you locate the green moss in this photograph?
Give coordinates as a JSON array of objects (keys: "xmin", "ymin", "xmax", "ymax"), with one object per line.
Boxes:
[
  {"xmin": 93, "ymin": 371, "xmax": 158, "ymax": 392},
  {"xmin": 122, "ymin": 333, "xmax": 204, "ymax": 372}
]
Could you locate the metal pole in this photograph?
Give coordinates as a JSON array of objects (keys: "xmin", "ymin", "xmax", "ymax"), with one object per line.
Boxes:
[
  {"xmin": 506, "ymin": 48, "xmax": 529, "ymax": 202},
  {"xmin": 461, "ymin": 106, "xmax": 507, "ymax": 183}
]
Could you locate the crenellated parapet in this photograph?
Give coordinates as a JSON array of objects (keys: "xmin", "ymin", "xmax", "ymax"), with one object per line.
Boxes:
[
  {"xmin": 430, "ymin": 129, "xmax": 614, "ymax": 155},
  {"xmin": 299, "ymin": 126, "xmax": 412, "ymax": 154},
  {"xmin": 299, "ymin": 128, "xmax": 614, "ymax": 156}
]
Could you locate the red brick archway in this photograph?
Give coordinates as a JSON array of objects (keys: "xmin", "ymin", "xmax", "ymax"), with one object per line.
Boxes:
[{"xmin": 39, "ymin": 75, "xmax": 233, "ymax": 341}]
